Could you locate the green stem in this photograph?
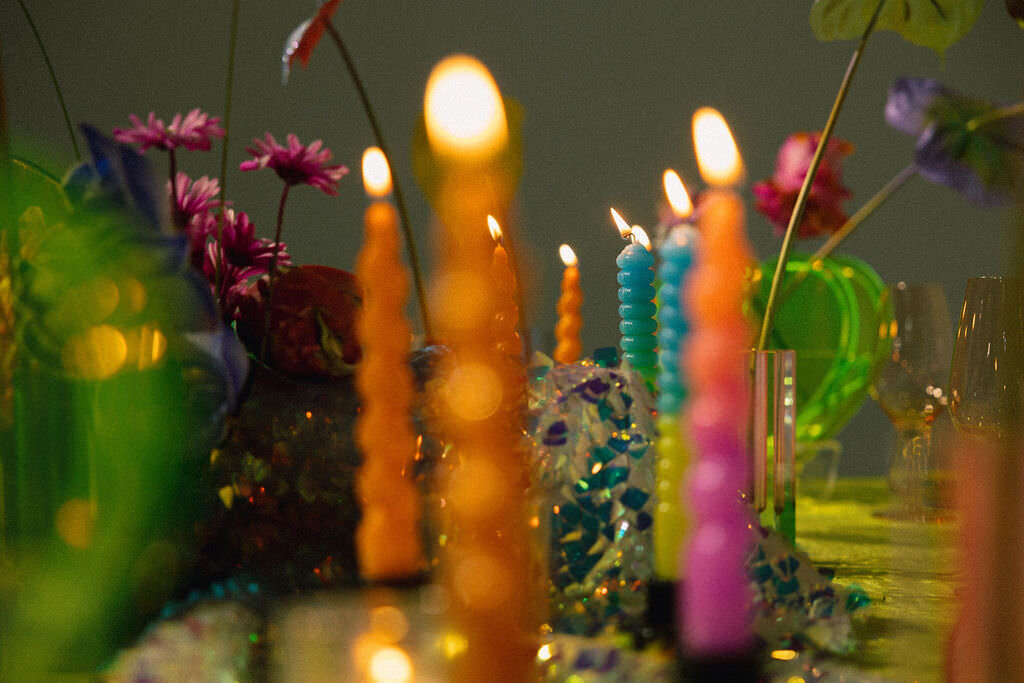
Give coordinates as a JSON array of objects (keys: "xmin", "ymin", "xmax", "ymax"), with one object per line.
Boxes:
[
  {"xmin": 774, "ymin": 162, "xmax": 918, "ymax": 304},
  {"xmin": 15, "ymin": 0, "xmax": 80, "ymax": 160},
  {"xmin": 966, "ymin": 102, "xmax": 1024, "ymax": 132},
  {"xmin": 809, "ymin": 163, "xmax": 918, "ymax": 264},
  {"xmin": 261, "ymin": 183, "xmax": 291, "ymax": 363},
  {"xmin": 215, "ymin": 0, "xmax": 241, "ymax": 299},
  {"xmin": 168, "ymin": 149, "xmax": 182, "ymax": 229},
  {"xmin": 322, "ymin": 18, "xmax": 434, "ymax": 342},
  {"xmin": 755, "ymin": 0, "xmax": 886, "ymax": 353}
]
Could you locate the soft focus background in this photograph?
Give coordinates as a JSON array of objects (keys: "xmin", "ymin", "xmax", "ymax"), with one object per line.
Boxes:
[{"xmin": 2, "ymin": 1, "xmax": 1022, "ymax": 475}]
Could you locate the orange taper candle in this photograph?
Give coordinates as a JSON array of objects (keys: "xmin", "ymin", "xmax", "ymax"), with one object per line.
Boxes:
[
  {"xmin": 424, "ymin": 54, "xmax": 537, "ymax": 682},
  {"xmin": 487, "ymin": 215, "xmax": 522, "ymax": 357},
  {"xmin": 353, "ymin": 146, "xmax": 425, "ymax": 581},
  {"xmin": 553, "ymin": 244, "xmax": 582, "ymax": 363}
]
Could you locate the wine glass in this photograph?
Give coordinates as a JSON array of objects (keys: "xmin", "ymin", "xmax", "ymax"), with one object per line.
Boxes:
[
  {"xmin": 949, "ymin": 277, "xmax": 1024, "ymax": 443},
  {"xmin": 869, "ymin": 282, "xmax": 953, "ymax": 520}
]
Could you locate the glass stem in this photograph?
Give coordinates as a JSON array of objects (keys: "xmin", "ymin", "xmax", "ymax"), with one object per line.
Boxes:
[{"xmin": 896, "ymin": 425, "xmax": 931, "ymax": 513}]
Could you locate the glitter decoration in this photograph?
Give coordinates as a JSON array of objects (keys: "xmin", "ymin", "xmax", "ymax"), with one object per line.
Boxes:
[
  {"xmin": 106, "ymin": 601, "xmax": 261, "ymax": 682},
  {"xmin": 528, "ymin": 349, "xmax": 657, "ymax": 638},
  {"xmin": 537, "ymin": 634, "xmax": 677, "ymax": 682},
  {"xmin": 748, "ymin": 525, "xmax": 869, "ymax": 654}
]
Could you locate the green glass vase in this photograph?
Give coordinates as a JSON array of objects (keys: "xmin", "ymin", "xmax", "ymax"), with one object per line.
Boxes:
[{"xmin": 750, "ymin": 253, "xmax": 892, "ymax": 453}]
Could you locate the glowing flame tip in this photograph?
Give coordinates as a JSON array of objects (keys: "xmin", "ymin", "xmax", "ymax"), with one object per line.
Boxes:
[
  {"xmin": 487, "ymin": 215, "xmax": 502, "ymax": 242},
  {"xmin": 662, "ymin": 169, "xmax": 693, "ymax": 219},
  {"xmin": 692, "ymin": 107, "xmax": 743, "ymax": 186},
  {"xmin": 361, "ymin": 147, "xmax": 392, "ymax": 197},
  {"xmin": 558, "ymin": 244, "xmax": 578, "ymax": 267},
  {"xmin": 610, "ymin": 208, "xmax": 632, "ymax": 239},
  {"xmin": 632, "ymin": 226, "xmax": 652, "ymax": 251}
]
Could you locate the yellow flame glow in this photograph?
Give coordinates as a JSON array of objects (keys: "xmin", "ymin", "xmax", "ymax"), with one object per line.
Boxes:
[
  {"xmin": 368, "ymin": 646, "xmax": 413, "ymax": 683},
  {"xmin": 424, "ymin": 54, "xmax": 508, "ymax": 160},
  {"xmin": 362, "ymin": 146, "xmax": 392, "ymax": 197},
  {"xmin": 610, "ymin": 207, "xmax": 632, "ymax": 239},
  {"xmin": 632, "ymin": 226, "xmax": 652, "ymax": 251},
  {"xmin": 692, "ymin": 106, "xmax": 743, "ymax": 186},
  {"xmin": 663, "ymin": 169, "xmax": 693, "ymax": 218},
  {"xmin": 558, "ymin": 244, "xmax": 578, "ymax": 268},
  {"xmin": 487, "ymin": 215, "xmax": 502, "ymax": 243}
]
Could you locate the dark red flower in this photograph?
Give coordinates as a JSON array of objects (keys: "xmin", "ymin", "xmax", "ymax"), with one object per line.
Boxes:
[
  {"xmin": 236, "ymin": 265, "xmax": 362, "ymax": 378},
  {"xmin": 752, "ymin": 132, "xmax": 854, "ymax": 238}
]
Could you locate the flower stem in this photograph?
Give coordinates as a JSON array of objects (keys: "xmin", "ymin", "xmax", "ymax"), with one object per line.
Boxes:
[
  {"xmin": 323, "ymin": 18, "xmax": 434, "ymax": 342},
  {"xmin": 261, "ymin": 183, "xmax": 292, "ymax": 363},
  {"xmin": 755, "ymin": 0, "xmax": 886, "ymax": 353},
  {"xmin": 215, "ymin": 0, "xmax": 241, "ymax": 299},
  {"xmin": 966, "ymin": 102, "xmax": 1024, "ymax": 132},
  {"xmin": 772, "ymin": 163, "xmax": 918, "ymax": 307},
  {"xmin": 168, "ymin": 149, "xmax": 183, "ymax": 229},
  {"xmin": 15, "ymin": 0, "xmax": 80, "ymax": 160}
]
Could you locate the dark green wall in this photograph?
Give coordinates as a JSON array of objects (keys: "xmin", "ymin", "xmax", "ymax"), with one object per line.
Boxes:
[{"xmin": 3, "ymin": 2, "xmax": 1022, "ymax": 474}]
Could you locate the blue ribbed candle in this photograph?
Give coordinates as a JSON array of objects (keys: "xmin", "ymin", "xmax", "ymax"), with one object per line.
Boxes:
[
  {"xmin": 655, "ymin": 225, "xmax": 698, "ymax": 415},
  {"xmin": 653, "ymin": 224, "xmax": 698, "ymax": 579},
  {"xmin": 617, "ymin": 241, "xmax": 657, "ymax": 388}
]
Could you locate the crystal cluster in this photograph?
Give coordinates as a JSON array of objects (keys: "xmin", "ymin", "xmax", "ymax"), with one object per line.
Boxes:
[{"xmin": 529, "ymin": 350, "xmax": 656, "ymax": 637}]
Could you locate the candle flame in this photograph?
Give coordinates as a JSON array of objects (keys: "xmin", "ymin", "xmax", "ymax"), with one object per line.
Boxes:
[
  {"xmin": 559, "ymin": 244, "xmax": 578, "ymax": 267},
  {"xmin": 610, "ymin": 208, "xmax": 632, "ymax": 240},
  {"xmin": 361, "ymin": 146, "xmax": 392, "ymax": 197},
  {"xmin": 632, "ymin": 226, "xmax": 652, "ymax": 251},
  {"xmin": 424, "ymin": 54, "xmax": 508, "ymax": 160},
  {"xmin": 662, "ymin": 169, "xmax": 693, "ymax": 219},
  {"xmin": 692, "ymin": 106, "xmax": 744, "ymax": 186},
  {"xmin": 487, "ymin": 214, "xmax": 502, "ymax": 243}
]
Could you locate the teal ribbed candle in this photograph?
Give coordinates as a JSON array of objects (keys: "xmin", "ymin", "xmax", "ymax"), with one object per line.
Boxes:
[{"xmin": 616, "ymin": 241, "xmax": 657, "ymax": 388}]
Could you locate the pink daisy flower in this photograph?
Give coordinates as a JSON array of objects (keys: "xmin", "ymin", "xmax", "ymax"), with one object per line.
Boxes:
[
  {"xmin": 114, "ymin": 109, "xmax": 225, "ymax": 152},
  {"xmin": 170, "ymin": 173, "xmax": 222, "ymax": 264},
  {"xmin": 239, "ymin": 133, "xmax": 348, "ymax": 195},
  {"xmin": 220, "ymin": 209, "xmax": 292, "ymax": 273}
]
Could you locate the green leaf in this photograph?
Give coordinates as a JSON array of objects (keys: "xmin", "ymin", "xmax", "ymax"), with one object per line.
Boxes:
[
  {"xmin": 810, "ymin": 0, "xmax": 986, "ymax": 56},
  {"xmin": 410, "ymin": 96, "xmax": 525, "ymax": 213}
]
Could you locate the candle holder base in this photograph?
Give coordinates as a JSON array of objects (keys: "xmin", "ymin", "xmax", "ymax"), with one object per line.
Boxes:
[{"xmin": 679, "ymin": 649, "xmax": 760, "ymax": 683}]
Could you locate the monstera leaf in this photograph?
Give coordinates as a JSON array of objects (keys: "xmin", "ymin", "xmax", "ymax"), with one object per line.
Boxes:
[{"xmin": 810, "ymin": 0, "xmax": 985, "ymax": 55}]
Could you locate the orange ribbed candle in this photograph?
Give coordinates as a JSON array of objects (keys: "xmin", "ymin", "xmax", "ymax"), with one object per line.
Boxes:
[
  {"xmin": 553, "ymin": 244, "xmax": 582, "ymax": 364},
  {"xmin": 353, "ymin": 147, "xmax": 425, "ymax": 581},
  {"xmin": 424, "ymin": 54, "xmax": 537, "ymax": 682},
  {"xmin": 487, "ymin": 215, "xmax": 522, "ymax": 357}
]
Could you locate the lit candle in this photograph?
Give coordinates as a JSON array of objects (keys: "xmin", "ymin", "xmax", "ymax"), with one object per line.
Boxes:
[
  {"xmin": 612, "ymin": 208, "xmax": 658, "ymax": 389},
  {"xmin": 553, "ymin": 244, "xmax": 582, "ymax": 364},
  {"xmin": 424, "ymin": 54, "xmax": 535, "ymax": 683},
  {"xmin": 679, "ymin": 107, "xmax": 755, "ymax": 659},
  {"xmin": 354, "ymin": 146, "xmax": 425, "ymax": 582},
  {"xmin": 653, "ymin": 171, "xmax": 698, "ymax": 581},
  {"xmin": 487, "ymin": 215, "xmax": 522, "ymax": 357}
]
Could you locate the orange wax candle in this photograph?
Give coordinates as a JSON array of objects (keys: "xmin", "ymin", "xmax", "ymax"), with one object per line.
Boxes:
[
  {"xmin": 424, "ymin": 55, "xmax": 537, "ymax": 683},
  {"xmin": 553, "ymin": 244, "xmax": 582, "ymax": 364},
  {"xmin": 353, "ymin": 147, "xmax": 425, "ymax": 581},
  {"xmin": 487, "ymin": 215, "xmax": 522, "ymax": 356}
]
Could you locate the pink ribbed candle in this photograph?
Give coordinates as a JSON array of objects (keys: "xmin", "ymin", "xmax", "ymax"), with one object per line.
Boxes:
[{"xmin": 678, "ymin": 107, "xmax": 755, "ymax": 657}]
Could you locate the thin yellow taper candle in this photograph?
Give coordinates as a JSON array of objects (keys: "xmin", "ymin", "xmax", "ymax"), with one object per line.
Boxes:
[
  {"xmin": 553, "ymin": 244, "xmax": 582, "ymax": 364},
  {"xmin": 487, "ymin": 215, "xmax": 522, "ymax": 357}
]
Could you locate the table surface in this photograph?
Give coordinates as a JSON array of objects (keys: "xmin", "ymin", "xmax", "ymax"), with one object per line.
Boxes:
[{"xmin": 794, "ymin": 477, "xmax": 959, "ymax": 682}]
